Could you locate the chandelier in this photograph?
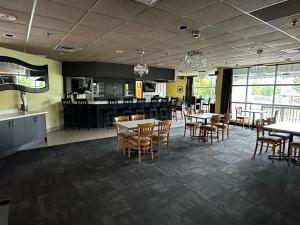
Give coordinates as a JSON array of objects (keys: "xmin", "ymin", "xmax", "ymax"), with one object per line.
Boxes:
[
  {"xmin": 250, "ymin": 49, "xmax": 268, "ymax": 75},
  {"xmin": 184, "ymin": 50, "xmax": 206, "ymax": 70},
  {"xmin": 134, "ymin": 49, "xmax": 149, "ymax": 77}
]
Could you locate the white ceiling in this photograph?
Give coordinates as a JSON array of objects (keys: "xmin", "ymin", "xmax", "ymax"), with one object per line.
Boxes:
[{"xmin": 0, "ymin": 0, "xmax": 300, "ymax": 76}]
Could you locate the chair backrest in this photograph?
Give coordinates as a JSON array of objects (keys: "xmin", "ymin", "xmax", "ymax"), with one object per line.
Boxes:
[
  {"xmin": 266, "ymin": 116, "xmax": 276, "ymax": 125},
  {"xmin": 222, "ymin": 113, "xmax": 231, "ymax": 123},
  {"xmin": 255, "ymin": 119, "xmax": 264, "ymax": 138},
  {"xmin": 274, "ymin": 110, "xmax": 279, "ymax": 122},
  {"xmin": 123, "ymin": 97, "xmax": 133, "ymax": 109},
  {"xmin": 235, "ymin": 107, "xmax": 243, "ymax": 116},
  {"xmin": 183, "ymin": 110, "xmax": 192, "ymax": 124},
  {"xmin": 157, "ymin": 120, "xmax": 172, "ymax": 135},
  {"xmin": 114, "ymin": 116, "xmax": 129, "ymax": 135},
  {"xmin": 131, "ymin": 114, "xmax": 145, "ymax": 121},
  {"xmin": 211, "ymin": 114, "xmax": 221, "ymax": 125},
  {"xmin": 76, "ymin": 99, "xmax": 88, "ymax": 104},
  {"xmin": 196, "ymin": 109, "xmax": 205, "ymax": 114},
  {"xmin": 138, "ymin": 123, "xmax": 154, "ymax": 138}
]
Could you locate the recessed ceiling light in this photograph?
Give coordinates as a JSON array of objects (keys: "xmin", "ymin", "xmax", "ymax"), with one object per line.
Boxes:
[
  {"xmin": 133, "ymin": 0, "xmax": 160, "ymax": 6},
  {"xmin": 282, "ymin": 48, "xmax": 299, "ymax": 54},
  {"xmin": 247, "ymin": 46, "xmax": 257, "ymax": 50},
  {"xmin": 178, "ymin": 25, "xmax": 189, "ymax": 30},
  {"xmin": 115, "ymin": 50, "xmax": 123, "ymax": 54},
  {"xmin": 157, "ymin": 63, "xmax": 164, "ymax": 66},
  {"xmin": 2, "ymin": 33, "xmax": 15, "ymax": 38},
  {"xmin": 0, "ymin": 13, "xmax": 16, "ymax": 21}
]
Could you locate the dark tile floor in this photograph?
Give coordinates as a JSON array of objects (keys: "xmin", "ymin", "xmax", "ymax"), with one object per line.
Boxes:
[{"xmin": 0, "ymin": 127, "xmax": 300, "ymax": 225}]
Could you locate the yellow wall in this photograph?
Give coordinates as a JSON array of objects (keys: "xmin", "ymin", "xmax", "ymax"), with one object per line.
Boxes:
[
  {"xmin": 0, "ymin": 47, "xmax": 64, "ymax": 131},
  {"xmin": 166, "ymin": 78, "xmax": 186, "ymax": 99}
]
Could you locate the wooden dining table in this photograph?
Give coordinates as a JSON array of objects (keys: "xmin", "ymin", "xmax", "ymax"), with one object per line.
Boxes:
[
  {"xmin": 263, "ymin": 122, "xmax": 300, "ymax": 163},
  {"xmin": 114, "ymin": 118, "xmax": 160, "ymax": 130}
]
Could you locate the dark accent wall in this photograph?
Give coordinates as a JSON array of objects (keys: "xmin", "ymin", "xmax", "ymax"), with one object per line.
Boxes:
[{"xmin": 62, "ymin": 61, "xmax": 175, "ymax": 81}]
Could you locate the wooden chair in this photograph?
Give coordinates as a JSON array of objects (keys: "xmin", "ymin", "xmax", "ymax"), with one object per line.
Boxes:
[
  {"xmin": 131, "ymin": 114, "xmax": 145, "ymax": 121},
  {"xmin": 217, "ymin": 113, "xmax": 230, "ymax": 141},
  {"xmin": 196, "ymin": 109, "xmax": 205, "ymax": 114},
  {"xmin": 200, "ymin": 114, "xmax": 220, "ymax": 144},
  {"xmin": 114, "ymin": 116, "xmax": 137, "ymax": 154},
  {"xmin": 253, "ymin": 119, "xmax": 283, "ymax": 162},
  {"xmin": 266, "ymin": 116, "xmax": 289, "ymax": 155},
  {"xmin": 235, "ymin": 107, "xmax": 250, "ymax": 128},
  {"xmin": 183, "ymin": 110, "xmax": 201, "ymax": 138},
  {"xmin": 289, "ymin": 142, "xmax": 300, "ymax": 163},
  {"xmin": 152, "ymin": 120, "xmax": 172, "ymax": 157},
  {"xmin": 127, "ymin": 123, "xmax": 154, "ymax": 163}
]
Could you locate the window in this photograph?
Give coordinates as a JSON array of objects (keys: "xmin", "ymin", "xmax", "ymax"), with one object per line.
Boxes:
[
  {"xmin": 231, "ymin": 63, "xmax": 300, "ymax": 122},
  {"xmin": 193, "ymin": 76, "xmax": 216, "ymax": 101}
]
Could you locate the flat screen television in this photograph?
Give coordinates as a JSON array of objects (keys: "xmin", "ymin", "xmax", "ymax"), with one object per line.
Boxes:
[{"xmin": 143, "ymin": 82, "xmax": 156, "ymax": 92}]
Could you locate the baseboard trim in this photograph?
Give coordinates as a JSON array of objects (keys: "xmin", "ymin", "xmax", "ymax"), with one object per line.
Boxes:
[{"xmin": 47, "ymin": 125, "xmax": 63, "ymax": 133}]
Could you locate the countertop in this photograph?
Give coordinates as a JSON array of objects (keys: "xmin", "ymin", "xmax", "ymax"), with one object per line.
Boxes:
[{"xmin": 0, "ymin": 111, "xmax": 48, "ymax": 122}]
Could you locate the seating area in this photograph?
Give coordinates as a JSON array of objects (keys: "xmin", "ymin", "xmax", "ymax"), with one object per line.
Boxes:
[{"xmin": 1, "ymin": 1, "xmax": 300, "ymax": 224}]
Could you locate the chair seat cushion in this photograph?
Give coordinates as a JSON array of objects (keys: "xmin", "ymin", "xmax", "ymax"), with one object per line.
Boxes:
[
  {"xmin": 119, "ymin": 131, "xmax": 137, "ymax": 138},
  {"xmin": 216, "ymin": 123, "xmax": 228, "ymax": 128},
  {"xmin": 153, "ymin": 133, "xmax": 168, "ymax": 138},
  {"xmin": 128, "ymin": 136, "xmax": 151, "ymax": 144},
  {"xmin": 186, "ymin": 122, "xmax": 201, "ymax": 127},
  {"xmin": 236, "ymin": 116, "xmax": 248, "ymax": 119},
  {"xmin": 200, "ymin": 124, "xmax": 217, "ymax": 131},
  {"xmin": 270, "ymin": 132, "xmax": 290, "ymax": 139},
  {"xmin": 259, "ymin": 135, "xmax": 282, "ymax": 142}
]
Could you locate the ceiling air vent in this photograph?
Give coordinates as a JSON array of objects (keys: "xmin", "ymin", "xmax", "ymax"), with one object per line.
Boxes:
[
  {"xmin": 281, "ymin": 48, "xmax": 300, "ymax": 54},
  {"xmin": 53, "ymin": 45, "xmax": 81, "ymax": 53},
  {"xmin": 132, "ymin": 0, "xmax": 160, "ymax": 6}
]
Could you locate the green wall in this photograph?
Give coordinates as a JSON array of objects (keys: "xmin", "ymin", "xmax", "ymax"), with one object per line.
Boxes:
[
  {"xmin": 0, "ymin": 47, "xmax": 64, "ymax": 131},
  {"xmin": 166, "ymin": 78, "xmax": 186, "ymax": 99}
]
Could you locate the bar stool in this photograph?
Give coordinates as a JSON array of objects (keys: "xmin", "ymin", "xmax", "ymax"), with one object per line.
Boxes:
[
  {"xmin": 76, "ymin": 99, "xmax": 91, "ymax": 130},
  {"xmin": 159, "ymin": 97, "xmax": 169, "ymax": 120},
  {"xmin": 149, "ymin": 98, "xmax": 159, "ymax": 119},
  {"xmin": 61, "ymin": 98, "xmax": 73, "ymax": 129},
  {"xmin": 122, "ymin": 97, "xmax": 133, "ymax": 116},
  {"xmin": 170, "ymin": 97, "xmax": 178, "ymax": 121},
  {"xmin": 136, "ymin": 98, "xmax": 146, "ymax": 114},
  {"xmin": 289, "ymin": 142, "xmax": 300, "ymax": 163},
  {"xmin": 106, "ymin": 98, "xmax": 118, "ymax": 127}
]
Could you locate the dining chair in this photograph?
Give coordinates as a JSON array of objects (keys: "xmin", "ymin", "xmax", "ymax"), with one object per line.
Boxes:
[
  {"xmin": 289, "ymin": 142, "xmax": 300, "ymax": 163},
  {"xmin": 127, "ymin": 123, "xmax": 155, "ymax": 163},
  {"xmin": 199, "ymin": 114, "xmax": 220, "ymax": 144},
  {"xmin": 266, "ymin": 116, "xmax": 289, "ymax": 155},
  {"xmin": 217, "ymin": 113, "xmax": 230, "ymax": 141},
  {"xmin": 202, "ymin": 97, "xmax": 210, "ymax": 113},
  {"xmin": 114, "ymin": 116, "xmax": 137, "ymax": 154},
  {"xmin": 235, "ymin": 107, "xmax": 250, "ymax": 128},
  {"xmin": 131, "ymin": 114, "xmax": 145, "ymax": 121},
  {"xmin": 253, "ymin": 119, "xmax": 283, "ymax": 162},
  {"xmin": 183, "ymin": 110, "xmax": 201, "ymax": 138},
  {"xmin": 152, "ymin": 120, "xmax": 172, "ymax": 157}
]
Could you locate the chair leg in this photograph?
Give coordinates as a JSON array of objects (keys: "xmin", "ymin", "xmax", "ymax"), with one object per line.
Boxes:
[
  {"xmin": 127, "ymin": 143, "xmax": 131, "ymax": 158},
  {"xmin": 242, "ymin": 118, "xmax": 244, "ymax": 129},
  {"xmin": 253, "ymin": 141, "xmax": 258, "ymax": 157},
  {"xmin": 210, "ymin": 130, "xmax": 213, "ymax": 144},
  {"xmin": 259, "ymin": 142, "xmax": 263, "ymax": 154},
  {"xmin": 138, "ymin": 146, "xmax": 141, "ymax": 163},
  {"xmin": 217, "ymin": 130, "xmax": 219, "ymax": 142},
  {"xmin": 265, "ymin": 143, "xmax": 269, "ymax": 152},
  {"xmin": 272, "ymin": 144, "xmax": 275, "ymax": 163},
  {"xmin": 227, "ymin": 126, "xmax": 229, "ymax": 139},
  {"xmin": 184, "ymin": 127, "xmax": 186, "ymax": 137},
  {"xmin": 222, "ymin": 128, "xmax": 224, "ymax": 141}
]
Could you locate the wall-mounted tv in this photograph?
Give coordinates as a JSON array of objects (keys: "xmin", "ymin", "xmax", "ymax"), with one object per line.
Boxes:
[{"xmin": 143, "ymin": 82, "xmax": 156, "ymax": 92}]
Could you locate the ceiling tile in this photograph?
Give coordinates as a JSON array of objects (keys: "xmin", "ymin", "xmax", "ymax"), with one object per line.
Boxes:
[
  {"xmin": 30, "ymin": 26, "xmax": 66, "ymax": 40},
  {"xmin": 142, "ymin": 29, "xmax": 178, "ymax": 41},
  {"xmin": 92, "ymin": 0, "xmax": 147, "ymax": 20},
  {"xmin": 264, "ymin": 37, "xmax": 296, "ymax": 47},
  {"xmin": 0, "ymin": 21, "xmax": 27, "ymax": 34},
  {"xmin": 214, "ymin": 15, "xmax": 262, "ymax": 33},
  {"xmin": 222, "ymin": 0, "xmax": 285, "ymax": 13},
  {"xmin": 32, "ymin": 16, "xmax": 74, "ymax": 31},
  {"xmin": 161, "ymin": 17, "xmax": 207, "ymax": 34},
  {"xmin": 50, "ymin": 0, "xmax": 97, "ymax": 9},
  {"xmin": 35, "ymin": 0, "xmax": 86, "ymax": 23},
  {"xmin": 199, "ymin": 26, "xmax": 227, "ymax": 39},
  {"xmin": 154, "ymin": 0, "xmax": 218, "ymax": 16},
  {"xmin": 232, "ymin": 24, "xmax": 276, "ymax": 38},
  {"xmin": 79, "ymin": 12, "xmax": 124, "ymax": 30},
  {"xmin": 131, "ymin": 8, "xmax": 180, "ymax": 27},
  {"xmin": 101, "ymin": 31, "xmax": 135, "ymax": 43},
  {"xmin": 188, "ymin": 2, "xmax": 242, "ymax": 25},
  {"xmin": 0, "ymin": 0, "xmax": 33, "ymax": 13},
  {"xmin": 61, "ymin": 34, "xmax": 96, "ymax": 48},
  {"xmin": 165, "ymin": 33, "xmax": 198, "ymax": 45},
  {"xmin": 71, "ymin": 24, "xmax": 107, "ymax": 38},
  {"xmin": 114, "ymin": 22, "xmax": 155, "ymax": 35},
  {"xmin": 249, "ymin": 31, "xmax": 287, "ymax": 43},
  {"xmin": 206, "ymin": 33, "xmax": 243, "ymax": 44},
  {"xmin": 0, "ymin": 8, "xmax": 30, "ymax": 25},
  {"xmin": 269, "ymin": 13, "xmax": 300, "ymax": 29}
]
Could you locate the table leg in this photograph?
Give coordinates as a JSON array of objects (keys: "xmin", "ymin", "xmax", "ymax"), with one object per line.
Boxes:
[{"xmin": 252, "ymin": 112, "xmax": 255, "ymax": 129}]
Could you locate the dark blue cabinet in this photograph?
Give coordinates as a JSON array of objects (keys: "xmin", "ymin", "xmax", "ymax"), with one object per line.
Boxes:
[{"xmin": 0, "ymin": 113, "xmax": 47, "ymax": 158}]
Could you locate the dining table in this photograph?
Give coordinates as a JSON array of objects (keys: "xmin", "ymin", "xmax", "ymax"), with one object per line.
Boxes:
[
  {"xmin": 114, "ymin": 118, "xmax": 160, "ymax": 130},
  {"xmin": 243, "ymin": 109, "xmax": 267, "ymax": 129},
  {"xmin": 263, "ymin": 122, "xmax": 300, "ymax": 163}
]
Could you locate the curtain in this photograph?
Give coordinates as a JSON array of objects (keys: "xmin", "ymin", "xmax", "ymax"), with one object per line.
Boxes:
[{"xmin": 220, "ymin": 69, "xmax": 233, "ymax": 114}]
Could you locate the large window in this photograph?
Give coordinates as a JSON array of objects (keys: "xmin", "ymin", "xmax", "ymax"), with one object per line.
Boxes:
[
  {"xmin": 193, "ymin": 76, "xmax": 216, "ymax": 101},
  {"xmin": 232, "ymin": 63, "xmax": 300, "ymax": 122}
]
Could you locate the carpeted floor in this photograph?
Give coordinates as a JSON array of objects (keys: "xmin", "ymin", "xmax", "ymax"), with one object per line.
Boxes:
[{"xmin": 0, "ymin": 127, "xmax": 299, "ymax": 225}]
